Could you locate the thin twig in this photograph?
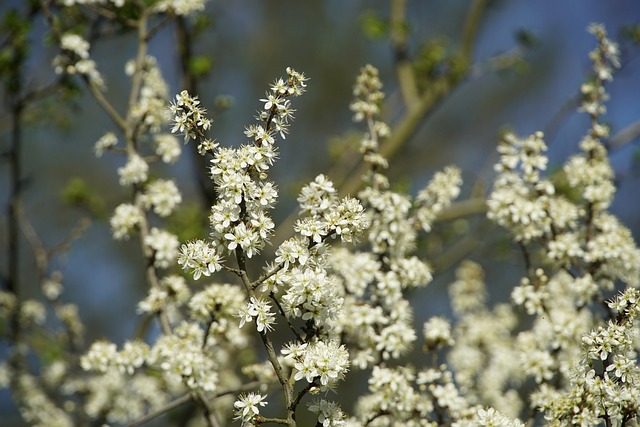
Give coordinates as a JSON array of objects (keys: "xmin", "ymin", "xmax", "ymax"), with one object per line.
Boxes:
[
  {"xmin": 390, "ymin": 0, "xmax": 419, "ymax": 109},
  {"xmin": 126, "ymin": 393, "xmax": 191, "ymax": 427}
]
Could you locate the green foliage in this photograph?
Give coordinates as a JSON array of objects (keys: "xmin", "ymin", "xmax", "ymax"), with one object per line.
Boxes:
[
  {"xmin": 621, "ymin": 24, "xmax": 640, "ymax": 44},
  {"xmin": 360, "ymin": 9, "xmax": 388, "ymax": 40},
  {"xmin": 412, "ymin": 38, "xmax": 470, "ymax": 92},
  {"xmin": 165, "ymin": 202, "xmax": 207, "ymax": 243},
  {"xmin": 414, "ymin": 39, "xmax": 449, "ymax": 78},
  {"xmin": 191, "ymin": 13, "xmax": 211, "ymax": 35},
  {"xmin": 61, "ymin": 177, "xmax": 107, "ymax": 219},
  {"xmin": 515, "ymin": 28, "xmax": 538, "ymax": 49},
  {"xmin": 0, "ymin": 8, "xmax": 30, "ymax": 94},
  {"xmin": 189, "ymin": 55, "xmax": 213, "ymax": 77}
]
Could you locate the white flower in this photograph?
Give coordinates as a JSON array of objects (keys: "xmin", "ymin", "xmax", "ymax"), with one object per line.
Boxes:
[
  {"xmin": 350, "ymin": 65, "xmax": 383, "ymax": 122},
  {"xmin": 177, "ymin": 240, "xmax": 223, "ymax": 280},
  {"xmin": 118, "ymin": 153, "xmax": 149, "ymax": 186},
  {"xmin": 237, "ymin": 296, "xmax": 276, "ymax": 333},
  {"xmin": 293, "ymin": 340, "xmax": 349, "ymax": 389},
  {"xmin": 308, "ymin": 399, "xmax": 346, "ymax": 427},
  {"xmin": 260, "ymin": 93, "xmax": 284, "ymax": 110},
  {"xmin": 110, "ymin": 203, "xmax": 143, "ymax": 240},
  {"xmin": 275, "ymin": 237, "xmax": 309, "ymax": 271},
  {"xmin": 298, "ymin": 174, "xmax": 337, "ymax": 217},
  {"xmin": 94, "ymin": 132, "xmax": 117, "ymax": 157},
  {"xmin": 375, "ymin": 318, "xmax": 417, "ymax": 360},
  {"xmin": 424, "ymin": 317, "xmax": 454, "ymax": 349},
  {"xmin": 153, "ymin": 0, "xmax": 208, "ymax": 16},
  {"xmin": 143, "ymin": 228, "xmax": 179, "ymax": 268},
  {"xmin": 189, "ymin": 283, "xmax": 245, "ymax": 324},
  {"xmin": 60, "ymin": 33, "xmax": 90, "ymax": 58},
  {"xmin": 20, "ymin": 300, "xmax": 46, "ymax": 325},
  {"xmin": 234, "ymin": 393, "xmax": 267, "ymax": 426},
  {"xmin": 148, "ymin": 322, "xmax": 218, "ymax": 393},
  {"xmin": 469, "ymin": 407, "xmax": 525, "ymax": 427},
  {"xmin": 138, "ymin": 275, "xmax": 190, "ymax": 314},
  {"xmin": 154, "ymin": 134, "xmax": 181, "ymax": 163},
  {"xmin": 81, "ymin": 341, "xmax": 118, "ymax": 373},
  {"xmin": 281, "ymin": 342, "xmax": 308, "ymax": 366},
  {"xmin": 141, "ymin": 179, "xmax": 182, "ymax": 217},
  {"xmin": 295, "ymin": 217, "xmax": 328, "ymax": 243},
  {"xmin": 281, "ymin": 267, "xmax": 343, "ymax": 327},
  {"xmin": 415, "ymin": 166, "xmax": 462, "ymax": 232},
  {"xmin": 224, "ymin": 222, "xmax": 261, "ymax": 258},
  {"xmin": 115, "ymin": 341, "xmax": 149, "ymax": 375},
  {"xmin": 169, "ymin": 89, "xmax": 211, "ymax": 141}
]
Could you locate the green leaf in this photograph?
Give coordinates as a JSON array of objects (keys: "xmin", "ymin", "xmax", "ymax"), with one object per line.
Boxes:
[
  {"xmin": 361, "ymin": 9, "xmax": 387, "ymax": 40},
  {"xmin": 61, "ymin": 177, "xmax": 107, "ymax": 219},
  {"xmin": 189, "ymin": 55, "xmax": 213, "ymax": 77},
  {"xmin": 621, "ymin": 24, "xmax": 640, "ymax": 45},
  {"xmin": 166, "ymin": 202, "xmax": 207, "ymax": 242},
  {"xmin": 515, "ymin": 28, "xmax": 538, "ymax": 48}
]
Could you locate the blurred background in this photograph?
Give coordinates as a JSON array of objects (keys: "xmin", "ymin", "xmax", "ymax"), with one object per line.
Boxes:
[{"xmin": 1, "ymin": 0, "xmax": 640, "ymax": 424}]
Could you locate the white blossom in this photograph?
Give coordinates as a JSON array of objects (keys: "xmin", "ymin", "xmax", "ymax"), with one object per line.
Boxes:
[
  {"xmin": 94, "ymin": 132, "xmax": 117, "ymax": 157},
  {"xmin": 141, "ymin": 179, "xmax": 182, "ymax": 217},
  {"xmin": 143, "ymin": 227, "xmax": 179, "ymax": 268},
  {"xmin": 117, "ymin": 153, "xmax": 149, "ymax": 186},
  {"xmin": 110, "ymin": 203, "xmax": 143, "ymax": 240},
  {"xmin": 234, "ymin": 392, "xmax": 267, "ymax": 426}
]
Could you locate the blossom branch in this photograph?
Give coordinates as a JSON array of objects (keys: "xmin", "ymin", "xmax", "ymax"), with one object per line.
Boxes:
[{"xmin": 234, "ymin": 244, "xmax": 297, "ymax": 425}]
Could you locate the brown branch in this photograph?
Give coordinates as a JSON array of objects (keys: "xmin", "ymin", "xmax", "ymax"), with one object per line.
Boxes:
[
  {"xmin": 273, "ymin": 1, "xmax": 489, "ymax": 244},
  {"xmin": 125, "ymin": 381, "xmax": 262, "ymax": 427},
  {"xmin": 461, "ymin": 0, "xmax": 489, "ymax": 61},
  {"xmin": 608, "ymin": 119, "xmax": 640, "ymax": 151},
  {"xmin": 390, "ymin": 0, "xmax": 419, "ymax": 109},
  {"xmin": 233, "ymin": 244, "xmax": 296, "ymax": 426}
]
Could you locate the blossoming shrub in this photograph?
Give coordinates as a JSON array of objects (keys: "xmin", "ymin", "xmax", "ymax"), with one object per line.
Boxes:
[{"xmin": 1, "ymin": 2, "xmax": 639, "ymax": 427}]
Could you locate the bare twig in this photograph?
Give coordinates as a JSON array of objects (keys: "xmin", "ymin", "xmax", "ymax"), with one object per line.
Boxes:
[
  {"xmin": 390, "ymin": 0, "xmax": 419, "ymax": 109},
  {"xmin": 273, "ymin": 0, "xmax": 489, "ymax": 245},
  {"xmin": 608, "ymin": 119, "xmax": 640, "ymax": 151},
  {"xmin": 125, "ymin": 381, "xmax": 263, "ymax": 427}
]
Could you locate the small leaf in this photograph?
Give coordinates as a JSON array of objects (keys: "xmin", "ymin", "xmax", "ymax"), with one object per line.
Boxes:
[
  {"xmin": 361, "ymin": 10, "xmax": 387, "ymax": 40},
  {"xmin": 61, "ymin": 177, "xmax": 107, "ymax": 219},
  {"xmin": 189, "ymin": 55, "xmax": 213, "ymax": 77}
]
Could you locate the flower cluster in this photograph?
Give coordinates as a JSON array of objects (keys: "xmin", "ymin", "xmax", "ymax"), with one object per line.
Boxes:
[
  {"xmin": 330, "ymin": 65, "xmax": 460, "ymax": 371},
  {"xmin": 165, "ymin": 68, "xmax": 368, "ymax": 422},
  {"xmin": 80, "ymin": 325, "xmax": 220, "ymax": 399},
  {"xmin": 448, "ymin": 261, "xmax": 524, "ymax": 417},
  {"xmin": 169, "ymin": 90, "xmax": 212, "ymax": 142},
  {"xmin": 141, "ymin": 179, "xmax": 182, "ymax": 217},
  {"xmin": 480, "ymin": 24, "xmax": 640, "ymax": 426},
  {"xmin": 280, "ymin": 267, "xmax": 343, "ymax": 329},
  {"xmin": 291, "ymin": 340, "xmax": 350, "ymax": 390},
  {"xmin": 174, "ymin": 68, "xmax": 308, "ymax": 278},
  {"xmin": 350, "ymin": 364, "xmax": 523, "ymax": 426},
  {"xmin": 487, "ymin": 131, "xmax": 557, "ymax": 242},
  {"xmin": 127, "ymin": 56, "xmax": 171, "ymax": 133},
  {"xmin": 109, "ymin": 203, "xmax": 143, "ymax": 240},
  {"xmin": 137, "ymin": 275, "xmax": 191, "ymax": 314},
  {"xmin": 238, "ymin": 296, "xmax": 276, "ymax": 333},
  {"xmin": 7, "ymin": 7, "xmax": 640, "ymax": 427},
  {"xmin": 580, "ymin": 23, "xmax": 620, "ymax": 117},
  {"xmin": 533, "ymin": 289, "xmax": 640, "ymax": 425},
  {"xmin": 53, "ymin": 33, "xmax": 104, "ymax": 88},
  {"xmin": 234, "ymin": 392, "xmax": 268, "ymax": 427},
  {"xmin": 308, "ymin": 398, "xmax": 347, "ymax": 427},
  {"xmin": 177, "ymin": 239, "xmax": 223, "ymax": 280}
]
